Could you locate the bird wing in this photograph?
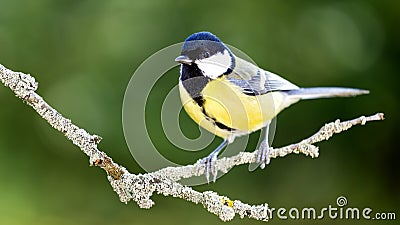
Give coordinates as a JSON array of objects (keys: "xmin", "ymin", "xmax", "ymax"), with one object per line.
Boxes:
[{"xmin": 226, "ymin": 57, "xmax": 299, "ymax": 95}]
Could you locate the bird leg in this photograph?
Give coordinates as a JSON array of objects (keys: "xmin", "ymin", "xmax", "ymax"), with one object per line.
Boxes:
[
  {"xmin": 256, "ymin": 121, "xmax": 271, "ymax": 169},
  {"xmin": 201, "ymin": 139, "xmax": 228, "ymax": 183}
]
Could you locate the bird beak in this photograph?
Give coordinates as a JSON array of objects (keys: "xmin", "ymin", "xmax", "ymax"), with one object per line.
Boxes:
[{"xmin": 175, "ymin": 55, "xmax": 192, "ymax": 65}]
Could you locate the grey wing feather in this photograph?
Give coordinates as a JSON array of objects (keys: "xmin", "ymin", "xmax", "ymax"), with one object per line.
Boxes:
[
  {"xmin": 264, "ymin": 70, "xmax": 299, "ymax": 92},
  {"xmin": 226, "ymin": 57, "xmax": 299, "ymax": 95}
]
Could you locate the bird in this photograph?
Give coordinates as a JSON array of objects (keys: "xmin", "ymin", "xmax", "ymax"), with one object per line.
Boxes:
[{"xmin": 175, "ymin": 31, "xmax": 368, "ymax": 182}]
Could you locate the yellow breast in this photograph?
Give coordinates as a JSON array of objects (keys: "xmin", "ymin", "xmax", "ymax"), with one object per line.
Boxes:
[{"xmin": 179, "ymin": 77, "xmax": 289, "ymax": 139}]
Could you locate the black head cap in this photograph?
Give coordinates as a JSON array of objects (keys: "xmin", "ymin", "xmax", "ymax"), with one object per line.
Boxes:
[
  {"xmin": 178, "ymin": 31, "xmax": 230, "ymax": 62},
  {"xmin": 184, "ymin": 31, "xmax": 221, "ymax": 43}
]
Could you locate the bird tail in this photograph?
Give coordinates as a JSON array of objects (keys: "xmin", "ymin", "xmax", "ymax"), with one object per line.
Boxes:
[{"xmin": 286, "ymin": 87, "xmax": 369, "ymax": 100}]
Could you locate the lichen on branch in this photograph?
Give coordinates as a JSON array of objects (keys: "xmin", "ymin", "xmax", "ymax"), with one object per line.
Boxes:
[{"xmin": 0, "ymin": 64, "xmax": 384, "ymax": 222}]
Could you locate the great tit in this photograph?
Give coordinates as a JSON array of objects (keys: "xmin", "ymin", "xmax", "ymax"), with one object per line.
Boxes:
[{"xmin": 175, "ymin": 31, "xmax": 368, "ymax": 182}]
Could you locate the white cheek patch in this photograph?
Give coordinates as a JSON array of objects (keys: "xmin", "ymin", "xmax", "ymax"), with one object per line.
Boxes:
[{"xmin": 195, "ymin": 49, "xmax": 231, "ymax": 79}]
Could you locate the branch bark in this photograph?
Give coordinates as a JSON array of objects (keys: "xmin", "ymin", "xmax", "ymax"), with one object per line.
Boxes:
[{"xmin": 0, "ymin": 64, "xmax": 384, "ymax": 222}]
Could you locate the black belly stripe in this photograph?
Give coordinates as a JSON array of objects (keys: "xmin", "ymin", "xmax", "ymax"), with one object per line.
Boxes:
[
  {"xmin": 202, "ymin": 109, "xmax": 235, "ymax": 132},
  {"xmin": 192, "ymin": 96, "xmax": 204, "ymax": 106},
  {"xmin": 180, "ymin": 64, "xmax": 236, "ymax": 132},
  {"xmin": 214, "ymin": 121, "xmax": 234, "ymax": 131},
  {"xmin": 200, "ymin": 101, "xmax": 235, "ymax": 132}
]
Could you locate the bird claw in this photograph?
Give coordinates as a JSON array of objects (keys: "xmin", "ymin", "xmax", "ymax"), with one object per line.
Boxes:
[
  {"xmin": 201, "ymin": 153, "xmax": 218, "ymax": 183},
  {"xmin": 256, "ymin": 141, "xmax": 271, "ymax": 169}
]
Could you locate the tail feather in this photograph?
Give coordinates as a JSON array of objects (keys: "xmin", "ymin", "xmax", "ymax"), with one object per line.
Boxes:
[{"xmin": 286, "ymin": 87, "xmax": 369, "ymax": 100}]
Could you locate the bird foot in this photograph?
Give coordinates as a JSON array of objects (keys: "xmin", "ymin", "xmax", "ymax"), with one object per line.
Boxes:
[
  {"xmin": 256, "ymin": 141, "xmax": 271, "ymax": 169},
  {"xmin": 201, "ymin": 153, "xmax": 219, "ymax": 183}
]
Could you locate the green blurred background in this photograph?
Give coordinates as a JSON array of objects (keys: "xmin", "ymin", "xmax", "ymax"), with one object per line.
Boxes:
[{"xmin": 0, "ymin": 0, "xmax": 398, "ymax": 224}]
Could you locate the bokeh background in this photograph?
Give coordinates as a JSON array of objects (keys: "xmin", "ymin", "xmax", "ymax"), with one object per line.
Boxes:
[{"xmin": 0, "ymin": 0, "xmax": 398, "ymax": 224}]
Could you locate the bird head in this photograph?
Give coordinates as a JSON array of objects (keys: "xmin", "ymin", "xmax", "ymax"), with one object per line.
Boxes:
[{"xmin": 175, "ymin": 32, "xmax": 234, "ymax": 79}]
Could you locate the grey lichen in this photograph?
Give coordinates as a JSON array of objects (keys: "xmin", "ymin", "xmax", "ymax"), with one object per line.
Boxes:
[{"xmin": 0, "ymin": 64, "xmax": 384, "ymax": 222}]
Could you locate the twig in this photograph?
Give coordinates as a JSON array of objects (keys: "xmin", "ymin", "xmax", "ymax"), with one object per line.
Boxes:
[
  {"xmin": 0, "ymin": 64, "xmax": 384, "ymax": 222},
  {"xmin": 152, "ymin": 113, "xmax": 384, "ymax": 182}
]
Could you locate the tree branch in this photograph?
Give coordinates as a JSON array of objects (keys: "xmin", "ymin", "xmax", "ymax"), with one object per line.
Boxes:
[
  {"xmin": 0, "ymin": 64, "xmax": 384, "ymax": 222},
  {"xmin": 153, "ymin": 112, "xmax": 384, "ymax": 183}
]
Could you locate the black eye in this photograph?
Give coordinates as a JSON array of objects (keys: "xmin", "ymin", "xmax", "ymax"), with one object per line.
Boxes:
[{"xmin": 203, "ymin": 51, "xmax": 210, "ymax": 58}]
